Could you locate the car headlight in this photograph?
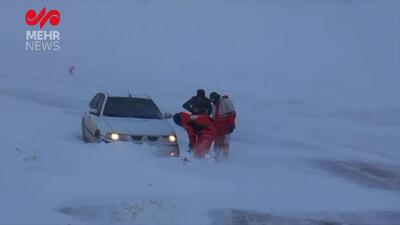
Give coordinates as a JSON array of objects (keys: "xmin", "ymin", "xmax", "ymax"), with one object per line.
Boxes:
[
  {"xmin": 168, "ymin": 135, "xmax": 177, "ymax": 143},
  {"xmin": 106, "ymin": 132, "xmax": 127, "ymax": 141},
  {"xmin": 110, "ymin": 133, "xmax": 119, "ymax": 140}
]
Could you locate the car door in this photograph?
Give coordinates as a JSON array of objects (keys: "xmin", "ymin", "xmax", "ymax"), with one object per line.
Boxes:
[{"xmin": 83, "ymin": 93, "xmax": 105, "ymax": 138}]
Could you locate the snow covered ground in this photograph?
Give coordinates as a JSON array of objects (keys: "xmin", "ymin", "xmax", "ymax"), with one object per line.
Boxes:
[{"xmin": 0, "ymin": 1, "xmax": 399, "ymax": 225}]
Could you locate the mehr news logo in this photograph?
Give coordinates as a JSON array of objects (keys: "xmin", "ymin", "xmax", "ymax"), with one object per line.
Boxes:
[{"xmin": 25, "ymin": 7, "xmax": 61, "ymax": 51}]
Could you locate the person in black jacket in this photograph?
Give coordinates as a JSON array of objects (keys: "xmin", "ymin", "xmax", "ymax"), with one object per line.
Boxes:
[{"xmin": 182, "ymin": 89, "xmax": 212, "ymax": 116}]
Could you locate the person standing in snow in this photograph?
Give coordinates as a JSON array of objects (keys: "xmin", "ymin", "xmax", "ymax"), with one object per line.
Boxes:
[
  {"xmin": 209, "ymin": 92, "xmax": 236, "ymax": 158},
  {"xmin": 182, "ymin": 89, "xmax": 212, "ymax": 116},
  {"xmin": 173, "ymin": 112, "xmax": 216, "ymax": 158}
]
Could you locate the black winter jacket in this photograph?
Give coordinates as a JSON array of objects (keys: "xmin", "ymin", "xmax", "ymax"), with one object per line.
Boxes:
[{"xmin": 182, "ymin": 96, "xmax": 212, "ymax": 115}]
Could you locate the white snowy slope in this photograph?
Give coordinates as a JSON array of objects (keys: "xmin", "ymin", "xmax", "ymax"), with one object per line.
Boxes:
[{"xmin": 0, "ymin": 1, "xmax": 399, "ymax": 225}]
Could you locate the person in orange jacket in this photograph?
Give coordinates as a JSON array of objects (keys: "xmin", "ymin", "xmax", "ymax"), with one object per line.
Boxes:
[
  {"xmin": 173, "ymin": 112, "xmax": 216, "ymax": 158},
  {"xmin": 209, "ymin": 92, "xmax": 236, "ymax": 158}
]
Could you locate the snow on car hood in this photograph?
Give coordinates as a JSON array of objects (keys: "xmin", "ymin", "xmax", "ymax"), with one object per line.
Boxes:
[{"xmin": 102, "ymin": 116, "xmax": 174, "ymax": 136}]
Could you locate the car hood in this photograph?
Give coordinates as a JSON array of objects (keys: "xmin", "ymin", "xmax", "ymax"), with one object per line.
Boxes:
[{"xmin": 102, "ymin": 116, "xmax": 174, "ymax": 136}]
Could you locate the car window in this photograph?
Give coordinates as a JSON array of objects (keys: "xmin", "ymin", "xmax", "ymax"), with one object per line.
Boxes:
[
  {"xmin": 96, "ymin": 95, "xmax": 105, "ymax": 114},
  {"xmin": 103, "ymin": 97, "xmax": 162, "ymax": 119},
  {"xmin": 89, "ymin": 93, "xmax": 103, "ymax": 109}
]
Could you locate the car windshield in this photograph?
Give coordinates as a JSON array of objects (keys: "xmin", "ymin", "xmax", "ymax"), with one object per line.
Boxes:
[{"xmin": 103, "ymin": 97, "xmax": 162, "ymax": 119}]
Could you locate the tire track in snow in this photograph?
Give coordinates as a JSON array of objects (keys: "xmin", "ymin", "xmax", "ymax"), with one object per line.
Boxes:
[{"xmin": 0, "ymin": 87, "xmax": 86, "ymax": 115}]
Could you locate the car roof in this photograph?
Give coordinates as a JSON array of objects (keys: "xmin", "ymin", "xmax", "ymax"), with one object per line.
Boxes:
[{"xmin": 103, "ymin": 91, "xmax": 151, "ymax": 99}]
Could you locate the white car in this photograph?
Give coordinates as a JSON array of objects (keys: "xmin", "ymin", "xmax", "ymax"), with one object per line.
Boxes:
[{"xmin": 81, "ymin": 91, "xmax": 179, "ymax": 157}]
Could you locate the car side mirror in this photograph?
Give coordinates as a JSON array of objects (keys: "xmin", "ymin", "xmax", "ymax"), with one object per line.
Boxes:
[
  {"xmin": 164, "ymin": 112, "xmax": 173, "ymax": 119},
  {"xmin": 89, "ymin": 108, "xmax": 99, "ymax": 116}
]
